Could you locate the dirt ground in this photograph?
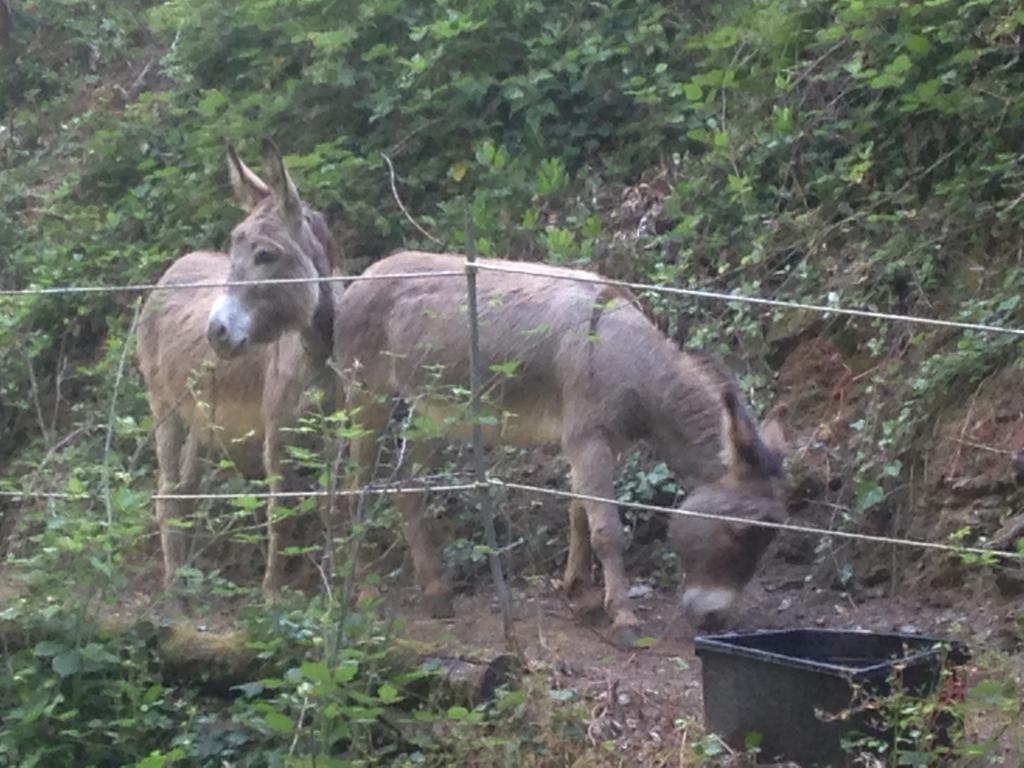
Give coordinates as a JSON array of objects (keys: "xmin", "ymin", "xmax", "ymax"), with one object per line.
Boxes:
[{"xmin": 385, "ymin": 559, "xmax": 1024, "ymax": 766}]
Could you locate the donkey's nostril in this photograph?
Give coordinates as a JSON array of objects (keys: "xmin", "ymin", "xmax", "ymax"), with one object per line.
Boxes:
[
  {"xmin": 207, "ymin": 320, "xmax": 235, "ymax": 352},
  {"xmin": 699, "ymin": 610, "xmax": 728, "ymax": 631},
  {"xmin": 208, "ymin": 320, "xmax": 230, "ymax": 343}
]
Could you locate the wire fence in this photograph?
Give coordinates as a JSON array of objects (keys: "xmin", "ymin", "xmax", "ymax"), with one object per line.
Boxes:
[
  {"xmin": 4, "ymin": 260, "xmax": 1024, "ymax": 337},
  {"xmin": 3, "ymin": 478, "xmax": 1018, "ymax": 563},
  {"xmin": 473, "ymin": 262, "xmax": 1024, "ymax": 338},
  {"xmin": 0, "ymin": 270, "xmax": 466, "ymax": 297},
  {"xmin": 0, "ymin": 479, "xmax": 480, "ymax": 502},
  {"xmin": 3, "ymin": 246, "xmax": 1023, "ymax": 620}
]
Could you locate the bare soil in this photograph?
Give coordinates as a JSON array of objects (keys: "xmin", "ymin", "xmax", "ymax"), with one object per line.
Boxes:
[{"xmin": 387, "ymin": 558, "xmax": 1024, "ymax": 766}]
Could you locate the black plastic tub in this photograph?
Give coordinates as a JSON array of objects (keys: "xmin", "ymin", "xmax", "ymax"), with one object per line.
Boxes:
[{"xmin": 694, "ymin": 628, "xmax": 968, "ymax": 767}]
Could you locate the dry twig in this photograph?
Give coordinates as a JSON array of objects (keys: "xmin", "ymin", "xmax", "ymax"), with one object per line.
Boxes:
[{"xmin": 381, "ymin": 152, "xmax": 444, "ymax": 247}]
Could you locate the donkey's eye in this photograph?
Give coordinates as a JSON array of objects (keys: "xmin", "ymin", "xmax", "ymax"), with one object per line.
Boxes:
[{"xmin": 254, "ymin": 249, "xmax": 278, "ymax": 266}]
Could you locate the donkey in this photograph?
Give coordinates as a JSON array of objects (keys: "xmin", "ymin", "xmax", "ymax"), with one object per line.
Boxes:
[
  {"xmin": 211, "ymin": 214, "xmax": 787, "ymax": 647},
  {"xmin": 137, "ymin": 140, "xmax": 339, "ymax": 598}
]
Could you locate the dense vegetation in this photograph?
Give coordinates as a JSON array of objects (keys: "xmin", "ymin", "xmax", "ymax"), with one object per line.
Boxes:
[{"xmin": 2, "ymin": 0, "xmax": 1024, "ymax": 765}]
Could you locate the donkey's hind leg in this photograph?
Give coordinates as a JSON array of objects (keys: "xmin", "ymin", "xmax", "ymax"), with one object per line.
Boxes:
[{"xmin": 395, "ymin": 437, "xmax": 454, "ymax": 619}]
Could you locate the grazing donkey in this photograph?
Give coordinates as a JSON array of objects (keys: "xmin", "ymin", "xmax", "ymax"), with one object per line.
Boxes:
[
  {"xmin": 137, "ymin": 140, "xmax": 339, "ymax": 597},
  {"xmin": 336, "ymin": 253, "xmax": 787, "ymax": 646}
]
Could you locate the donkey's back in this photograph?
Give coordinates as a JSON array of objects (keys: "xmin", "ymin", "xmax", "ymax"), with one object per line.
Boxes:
[{"xmin": 335, "ymin": 250, "xmax": 720, "ymax": 454}]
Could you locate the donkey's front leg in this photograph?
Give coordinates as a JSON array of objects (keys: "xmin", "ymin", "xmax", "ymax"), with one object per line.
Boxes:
[
  {"xmin": 154, "ymin": 411, "xmax": 191, "ymax": 590},
  {"xmin": 262, "ymin": 424, "xmax": 286, "ymax": 599},
  {"xmin": 564, "ymin": 435, "xmax": 639, "ymax": 649},
  {"xmin": 563, "ymin": 499, "xmax": 605, "ymax": 622},
  {"xmin": 563, "ymin": 500, "xmax": 593, "ymax": 598}
]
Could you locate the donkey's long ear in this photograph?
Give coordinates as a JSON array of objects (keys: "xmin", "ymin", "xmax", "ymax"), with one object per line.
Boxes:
[
  {"xmin": 759, "ymin": 417, "xmax": 787, "ymax": 457},
  {"xmin": 226, "ymin": 143, "xmax": 270, "ymax": 211},
  {"xmin": 720, "ymin": 388, "xmax": 760, "ymax": 470},
  {"xmin": 260, "ymin": 138, "xmax": 303, "ymax": 230}
]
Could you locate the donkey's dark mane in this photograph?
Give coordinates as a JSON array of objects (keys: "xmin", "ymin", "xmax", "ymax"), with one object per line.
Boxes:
[{"xmin": 303, "ymin": 205, "xmax": 339, "ymax": 276}]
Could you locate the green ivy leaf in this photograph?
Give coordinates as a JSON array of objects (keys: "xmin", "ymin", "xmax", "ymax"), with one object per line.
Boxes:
[
  {"xmin": 706, "ymin": 25, "xmax": 738, "ymax": 50},
  {"xmin": 302, "ymin": 661, "xmax": 335, "ymax": 687},
  {"xmin": 744, "ymin": 730, "xmax": 764, "ymax": 750},
  {"xmin": 196, "ymin": 89, "xmax": 227, "ymax": 117},
  {"xmin": 378, "ymin": 683, "xmax": 401, "ymax": 704},
  {"xmin": 905, "ymin": 34, "xmax": 930, "ymax": 55},
  {"xmin": 143, "ymin": 685, "xmax": 165, "ymax": 704},
  {"xmin": 33, "ymin": 640, "xmax": 67, "ymax": 657},
  {"xmin": 52, "ymin": 650, "xmax": 81, "ymax": 677},
  {"xmin": 854, "ymin": 480, "xmax": 885, "ymax": 513},
  {"xmin": 335, "ymin": 659, "xmax": 359, "ymax": 683},
  {"xmin": 262, "ymin": 710, "xmax": 294, "ymax": 734},
  {"xmin": 489, "ymin": 360, "xmax": 522, "ymax": 377}
]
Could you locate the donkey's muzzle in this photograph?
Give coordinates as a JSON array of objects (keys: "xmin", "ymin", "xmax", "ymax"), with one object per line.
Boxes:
[
  {"xmin": 207, "ymin": 318, "xmax": 246, "ymax": 358},
  {"xmin": 207, "ymin": 293, "xmax": 252, "ymax": 359},
  {"xmin": 682, "ymin": 585, "xmax": 740, "ymax": 631}
]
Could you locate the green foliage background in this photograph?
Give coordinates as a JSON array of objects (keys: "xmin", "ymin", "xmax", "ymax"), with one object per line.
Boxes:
[{"xmin": 3, "ymin": 0, "xmax": 1024, "ymax": 764}]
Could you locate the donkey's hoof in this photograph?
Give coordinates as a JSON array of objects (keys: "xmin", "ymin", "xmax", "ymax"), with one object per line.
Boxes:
[
  {"xmin": 424, "ymin": 592, "xmax": 456, "ymax": 619},
  {"xmin": 262, "ymin": 584, "xmax": 282, "ymax": 604},
  {"xmin": 163, "ymin": 593, "xmax": 191, "ymax": 617},
  {"xmin": 562, "ymin": 575, "xmax": 593, "ymax": 601},
  {"xmin": 572, "ymin": 593, "xmax": 606, "ymax": 626},
  {"xmin": 612, "ymin": 625, "xmax": 641, "ymax": 650}
]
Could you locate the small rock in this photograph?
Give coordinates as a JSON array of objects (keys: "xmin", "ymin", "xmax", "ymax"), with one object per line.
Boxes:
[
  {"xmin": 863, "ymin": 566, "xmax": 891, "ymax": 588},
  {"xmin": 897, "ymin": 624, "xmax": 920, "ymax": 635},
  {"xmin": 996, "ymin": 568, "xmax": 1024, "ymax": 597},
  {"xmin": 628, "ymin": 584, "xmax": 653, "ymax": 599},
  {"xmin": 992, "ymin": 628, "xmax": 1022, "ymax": 654},
  {"xmin": 778, "ymin": 597, "xmax": 792, "ymax": 612},
  {"xmin": 768, "ymin": 578, "xmax": 804, "ymax": 592},
  {"xmin": 815, "ymin": 616, "xmax": 827, "ymax": 626}
]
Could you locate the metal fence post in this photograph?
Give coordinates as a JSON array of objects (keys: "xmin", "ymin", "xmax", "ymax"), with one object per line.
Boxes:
[{"xmin": 464, "ymin": 216, "xmax": 520, "ymax": 658}]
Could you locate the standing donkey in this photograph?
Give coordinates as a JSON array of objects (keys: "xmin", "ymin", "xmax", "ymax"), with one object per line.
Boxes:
[
  {"xmin": 138, "ymin": 140, "xmax": 339, "ymax": 597},
  {"xmin": 207, "ymin": 183, "xmax": 786, "ymax": 647}
]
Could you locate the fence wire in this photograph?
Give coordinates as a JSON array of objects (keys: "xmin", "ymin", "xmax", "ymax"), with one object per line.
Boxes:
[
  {"xmin": 472, "ymin": 261, "xmax": 1024, "ymax": 338},
  {"xmin": 485, "ymin": 479, "xmax": 1023, "ymax": 562},
  {"xmin": 0, "ymin": 476, "xmax": 478, "ymax": 502},
  {"xmin": 3, "ymin": 475, "xmax": 1020, "ymax": 563},
  {"xmin": 3, "ymin": 258, "xmax": 1024, "ymax": 338},
  {"xmin": 0, "ymin": 270, "xmax": 465, "ymax": 297}
]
